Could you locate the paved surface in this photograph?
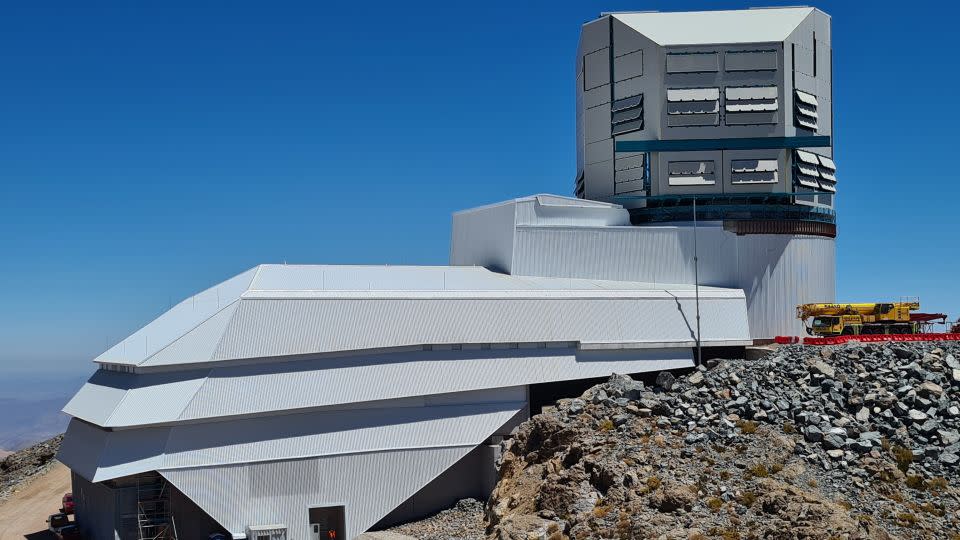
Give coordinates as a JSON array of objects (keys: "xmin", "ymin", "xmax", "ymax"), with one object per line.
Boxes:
[{"xmin": 0, "ymin": 462, "xmax": 69, "ymax": 540}]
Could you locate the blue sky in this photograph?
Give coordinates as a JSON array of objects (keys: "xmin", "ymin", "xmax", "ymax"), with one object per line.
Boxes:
[{"xmin": 0, "ymin": 0, "xmax": 956, "ymax": 377}]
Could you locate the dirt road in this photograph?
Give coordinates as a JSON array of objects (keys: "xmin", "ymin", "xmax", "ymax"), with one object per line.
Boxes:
[{"xmin": 0, "ymin": 462, "xmax": 69, "ymax": 540}]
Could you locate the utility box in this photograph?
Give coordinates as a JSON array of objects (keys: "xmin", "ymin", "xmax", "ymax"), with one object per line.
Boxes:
[{"xmin": 246, "ymin": 524, "xmax": 287, "ymax": 540}]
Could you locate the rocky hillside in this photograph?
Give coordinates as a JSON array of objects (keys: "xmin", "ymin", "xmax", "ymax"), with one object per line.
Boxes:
[
  {"xmin": 487, "ymin": 342, "xmax": 960, "ymax": 540},
  {"xmin": 0, "ymin": 434, "xmax": 62, "ymax": 502}
]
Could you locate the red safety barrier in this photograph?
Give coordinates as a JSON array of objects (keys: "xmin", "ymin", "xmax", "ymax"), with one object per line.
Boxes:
[
  {"xmin": 801, "ymin": 333, "xmax": 960, "ymax": 346},
  {"xmin": 774, "ymin": 335, "xmax": 800, "ymax": 344}
]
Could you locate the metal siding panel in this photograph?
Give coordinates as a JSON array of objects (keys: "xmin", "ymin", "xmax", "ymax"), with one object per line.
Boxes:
[
  {"xmin": 162, "ymin": 447, "xmax": 477, "ymax": 540},
  {"xmin": 164, "ymin": 402, "xmax": 524, "ymax": 469},
  {"xmin": 613, "ymin": 50, "xmax": 643, "ymax": 81},
  {"xmin": 666, "ymin": 53, "xmax": 718, "ymax": 73},
  {"xmin": 584, "ymin": 48, "xmax": 611, "ymax": 90},
  {"xmin": 63, "ymin": 371, "xmax": 132, "ymax": 426},
  {"xmin": 725, "ymin": 50, "xmax": 778, "ymax": 71},
  {"xmin": 179, "ymin": 347, "xmax": 695, "ymax": 423},
  {"xmin": 450, "ymin": 202, "xmax": 516, "ymax": 274}
]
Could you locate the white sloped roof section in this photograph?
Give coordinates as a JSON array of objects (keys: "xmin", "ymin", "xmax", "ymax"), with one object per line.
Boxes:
[
  {"xmin": 612, "ymin": 8, "xmax": 814, "ymax": 46},
  {"xmin": 59, "ymin": 398, "xmax": 525, "ymax": 482},
  {"xmin": 95, "ymin": 267, "xmax": 257, "ymax": 365},
  {"xmin": 202, "ymin": 294, "xmax": 745, "ymax": 365}
]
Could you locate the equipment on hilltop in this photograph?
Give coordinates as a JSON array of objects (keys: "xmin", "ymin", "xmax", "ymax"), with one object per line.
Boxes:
[{"xmin": 797, "ymin": 301, "xmax": 948, "ymax": 337}]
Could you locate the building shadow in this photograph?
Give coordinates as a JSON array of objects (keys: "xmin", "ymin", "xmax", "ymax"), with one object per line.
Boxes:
[{"xmin": 24, "ymin": 530, "xmax": 55, "ymax": 540}]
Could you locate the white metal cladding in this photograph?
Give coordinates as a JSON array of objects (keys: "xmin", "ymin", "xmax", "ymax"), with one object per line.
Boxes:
[
  {"xmin": 95, "ymin": 268, "xmax": 256, "ymax": 365},
  {"xmin": 60, "ymin": 399, "xmax": 525, "ymax": 482},
  {"xmin": 92, "ymin": 263, "xmax": 746, "ymax": 369},
  {"xmin": 451, "ymin": 210, "xmax": 835, "ymax": 338},
  {"xmin": 67, "ymin": 347, "xmax": 695, "ymax": 428},
  {"xmin": 611, "ymin": 8, "xmax": 814, "ymax": 46},
  {"xmin": 162, "ymin": 446, "xmax": 474, "ymax": 540},
  {"xmin": 179, "ymin": 348, "xmax": 694, "ymax": 422},
  {"xmin": 206, "ymin": 294, "xmax": 746, "ymax": 365}
]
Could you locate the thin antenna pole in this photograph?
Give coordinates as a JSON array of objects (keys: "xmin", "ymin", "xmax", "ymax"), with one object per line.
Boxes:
[{"xmin": 693, "ymin": 198, "xmax": 702, "ymax": 366}]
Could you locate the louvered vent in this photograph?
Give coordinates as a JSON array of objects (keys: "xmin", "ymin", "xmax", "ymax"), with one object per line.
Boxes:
[
  {"xmin": 666, "ymin": 88, "xmax": 720, "ymax": 127},
  {"xmin": 794, "ymin": 90, "xmax": 819, "ymax": 130},
  {"xmin": 794, "ymin": 150, "xmax": 837, "ymax": 192},
  {"xmin": 611, "ymin": 94, "xmax": 643, "ymax": 135},
  {"xmin": 725, "ymin": 86, "xmax": 778, "ymax": 125},
  {"xmin": 731, "ymin": 159, "xmax": 779, "ymax": 184}
]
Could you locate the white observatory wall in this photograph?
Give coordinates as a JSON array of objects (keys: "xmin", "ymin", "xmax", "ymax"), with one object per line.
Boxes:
[
  {"xmin": 737, "ymin": 234, "xmax": 835, "ymax": 338},
  {"xmin": 162, "ymin": 446, "xmax": 477, "ymax": 540},
  {"xmin": 450, "ymin": 213, "xmax": 835, "ymax": 339}
]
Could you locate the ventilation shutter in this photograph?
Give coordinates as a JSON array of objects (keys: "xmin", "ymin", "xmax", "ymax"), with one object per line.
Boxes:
[
  {"xmin": 666, "ymin": 88, "xmax": 720, "ymax": 127},
  {"xmin": 731, "ymin": 159, "xmax": 779, "ymax": 184},
  {"xmin": 611, "ymin": 94, "xmax": 643, "ymax": 135},
  {"xmin": 794, "ymin": 90, "xmax": 819, "ymax": 130},
  {"xmin": 817, "ymin": 155, "xmax": 837, "ymax": 192},
  {"xmin": 668, "ymin": 160, "xmax": 716, "ymax": 185},
  {"xmin": 724, "ymin": 86, "xmax": 778, "ymax": 126}
]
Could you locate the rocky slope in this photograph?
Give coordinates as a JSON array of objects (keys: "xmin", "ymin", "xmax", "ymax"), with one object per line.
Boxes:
[
  {"xmin": 487, "ymin": 342, "xmax": 960, "ymax": 540},
  {"xmin": 0, "ymin": 435, "xmax": 62, "ymax": 502}
]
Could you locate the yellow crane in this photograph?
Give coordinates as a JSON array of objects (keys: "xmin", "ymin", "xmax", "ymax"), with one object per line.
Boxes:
[{"xmin": 796, "ymin": 301, "xmax": 923, "ymax": 337}]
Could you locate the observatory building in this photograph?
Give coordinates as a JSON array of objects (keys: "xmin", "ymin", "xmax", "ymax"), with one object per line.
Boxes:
[{"xmin": 59, "ymin": 7, "xmax": 835, "ymax": 540}]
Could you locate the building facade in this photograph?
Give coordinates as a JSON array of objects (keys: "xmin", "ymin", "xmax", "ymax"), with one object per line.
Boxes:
[
  {"xmin": 574, "ymin": 8, "xmax": 836, "ymax": 234},
  {"xmin": 59, "ymin": 7, "xmax": 838, "ymax": 539},
  {"xmin": 59, "ymin": 265, "xmax": 750, "ymax": 540}
]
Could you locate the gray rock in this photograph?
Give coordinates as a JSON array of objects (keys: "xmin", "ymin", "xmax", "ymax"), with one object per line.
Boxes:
[
  {"xmin": 809, "ymin": 360, "xmax": 836, "ymax": 379},
  {"xmin": 908, "ymin": 409, "xmax": 929, "ymax": 422},
  {"xmin": 687, "ymin": 371, "xmax": 704, "ymax": 386},
  {"xmin": 804, "ymin": 425, "xmax": 824, "ymax": 443},
  {"xmin": 946, "ymin": 354, "xmax": 960, "ymax": 369},
  {"xmin": 656, "ymin": 371, "xmax": 676, "ymax": 391},
  {"xmin": 568, "ymin": 399, "xmax": 585, "ymax": 414},
  {"xmin": 855, "ymin": 407, "xmax": 870, "ymax": 423}
]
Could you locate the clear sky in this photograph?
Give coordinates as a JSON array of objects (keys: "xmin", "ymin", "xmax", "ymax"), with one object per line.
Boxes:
[{"xmin": 0, "ymin": 0, "xmax": 956, "ymax": 377}]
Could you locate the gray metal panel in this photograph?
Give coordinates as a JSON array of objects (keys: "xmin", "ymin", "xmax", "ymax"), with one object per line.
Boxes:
[
  {"xmin": 163, "ymin": 447, "xmax": 476, "ymax": 540},
  {"xmin": 72, "ymin": 472, "xmax": 119, "ymax": 540},
  {"xmin": 584, "ymin": 48, "xmax": 610, "ymax": 90},
  {"xmin": 666, "ymin": 52, "xmax": 718, "ymax": 73},
  {"xmin": 725, "ymin": 50, "xmax": 777, "ymax": 71},
  {"xmin": 583, "ymin": 103, "xmax": 611, "ymax": 143},
  {"xmin": 613, "ymin": 77, "xmax": 644, "ymax": 100},
  {"xmin": 583, "ymin": 85, "xmax": 611, "ymax": 108},
  {"xmin": 585, "ymin": 139, "xmax": 614, "ymax": 165},
  {"xmin": 725, "ymin": 111, "xmax": 778, "ymax": 125},
  {"xmin": 666, "ymin": 113, "xmax": 719, "ymax": 127},
  {"xmin": 612, "ymin": 17, "xmax": 646, "ymax": 57},
  {"xmin": 613, "ymin": 50, "xmax": 643, "ymax": 81}
]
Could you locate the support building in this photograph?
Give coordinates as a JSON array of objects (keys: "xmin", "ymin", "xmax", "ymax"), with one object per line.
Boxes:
[{"xmin": 59, "ymin": 7, "xmax": 835, "ymax": 540}]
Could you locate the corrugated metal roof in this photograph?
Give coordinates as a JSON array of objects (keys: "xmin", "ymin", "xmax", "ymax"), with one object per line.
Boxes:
[{"xmin": 611, "ymin": 8, "xmax": 815, "ymax": 46}]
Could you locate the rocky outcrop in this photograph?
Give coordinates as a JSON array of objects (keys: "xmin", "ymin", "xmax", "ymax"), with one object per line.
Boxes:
[
  {"xmin": 0, "ymin": 434, "xmax": 62, "ymax": 501},
  {"xmin": 487, "ymin": 342, "xmax": 960, "ymax": 539}
]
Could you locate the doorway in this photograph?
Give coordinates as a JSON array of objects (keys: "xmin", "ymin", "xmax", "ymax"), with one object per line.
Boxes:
[{"xmin": 309, "ymin": 506, "xmax": 345, "ymax": 540}]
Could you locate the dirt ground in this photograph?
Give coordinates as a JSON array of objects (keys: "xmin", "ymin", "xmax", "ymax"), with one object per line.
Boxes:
[{"xmin": 0, "ymin": 462, "xmax": 70, "ymax": 540}]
